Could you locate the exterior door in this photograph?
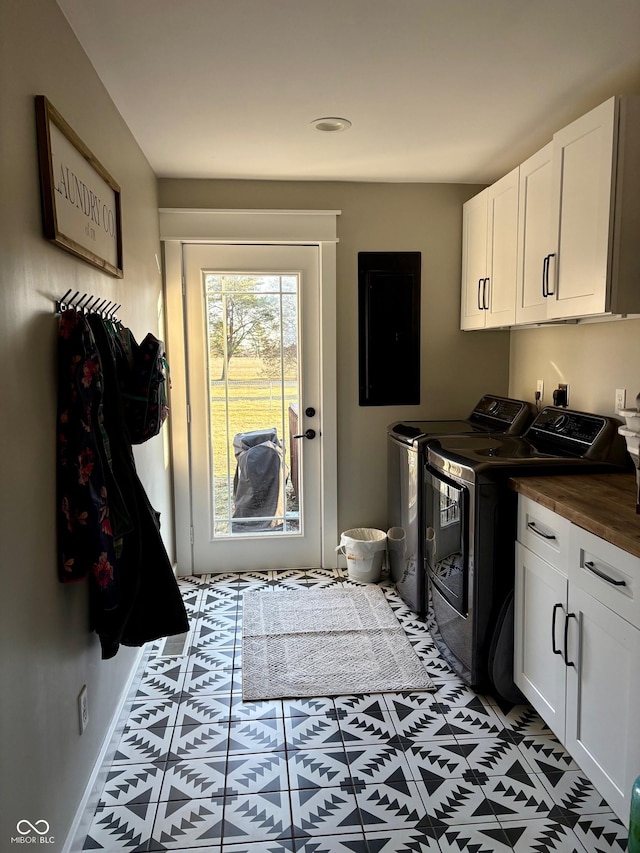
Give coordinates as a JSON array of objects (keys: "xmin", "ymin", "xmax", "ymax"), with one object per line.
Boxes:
[{"xmin": 184, "ymin": 243, "xmax": 321, "ymax": 572}]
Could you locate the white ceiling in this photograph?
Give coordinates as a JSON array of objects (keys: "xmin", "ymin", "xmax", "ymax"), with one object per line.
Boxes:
[{"xmin": 57, "ymin": 0, "xmax": 640, "ymax": 184}]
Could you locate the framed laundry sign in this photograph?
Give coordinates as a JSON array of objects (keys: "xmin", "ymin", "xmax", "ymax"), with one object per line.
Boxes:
[{"xmin": 35, "ymin": 95, "xmax": 123, "ymax": 277}]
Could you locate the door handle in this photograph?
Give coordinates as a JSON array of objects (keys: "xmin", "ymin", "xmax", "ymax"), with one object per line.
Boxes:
[
  {"xmin": 293, "ymin": 429, "xmax": 316, "ymax": 440},
  {"xmin": 542, "ymin": 255, "xmax": 549, "ymax": 297},
  {"xmin": 551, "ymin": 603, "xmax": 564, "ymax": 655},
  {"xmin": 477, "ymin": 279, "xmax": 483, "ymax": 311},
  {"xmin": 483, "ymin": 277, "xmax": 490, "ymax": 310},
  {"xmin": 564, "ymin": 611, "xmax": 578, "ymax": 668},
  {"xmin": 545, "ymin": 253, "xmax": 556, "ymax": 296}
]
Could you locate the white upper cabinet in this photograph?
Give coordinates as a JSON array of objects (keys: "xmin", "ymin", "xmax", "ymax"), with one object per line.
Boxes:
[
  {"xmin": 548, "ymin": 97, "xmax": 617, "ymax": 318},
  {"xmin": 464, "ymin": 95, "xmax": 640, "ymax": 328},
  {"xmin": 547, "ymin": 95, "xmax": 640, "ymax": 320},
  {"xmin": 515, "ymin": 142, "xmax": 554, "ymax": 325},
  {"xmin": 461, "ymin": 189, "xmax": 488, "ymax": 330},
  {"xmin": 461, "ymin": 167, "xmax": 519, "ymax": 330}
]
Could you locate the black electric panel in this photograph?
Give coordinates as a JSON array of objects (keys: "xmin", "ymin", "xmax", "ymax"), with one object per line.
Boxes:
[{"xmin": 358, "ymin": 252, "xmax": 421, "ymax": 406}]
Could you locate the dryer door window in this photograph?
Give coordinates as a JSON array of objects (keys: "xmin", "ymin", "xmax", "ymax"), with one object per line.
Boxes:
[{"xmin": 424, "ymin": 467, "xmax": 468, "ymax": 615}]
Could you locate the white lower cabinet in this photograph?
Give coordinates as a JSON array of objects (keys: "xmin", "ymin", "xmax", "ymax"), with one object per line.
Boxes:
[
  {"xmin": 515, "ymin": 496, "xmax": 640, "ymax": 825},
  {"xmin": 564, "ymin": 582, "xmax": 640, "ymax": 823},
  {"xmin": 514, "ymin": 542, "xmax": 568, "ymax": 739}
]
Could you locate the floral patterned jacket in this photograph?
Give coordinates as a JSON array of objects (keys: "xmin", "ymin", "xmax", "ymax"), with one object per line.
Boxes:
[
  {"xmin": 57, "ymin": 309, "xmax": 189, "ymax": 658},
  {"xmin": 56, "ymin": 309, "xmax": 121, "ymax": 610}
]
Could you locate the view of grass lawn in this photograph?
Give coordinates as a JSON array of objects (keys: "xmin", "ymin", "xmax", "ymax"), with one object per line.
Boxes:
[
  {"xmin": 208, "ymin": 357, "xmax": 297, "ymax": 478},
  {"xmin": 210, "ymin": 386, "xmax": 297, "ymax": 476},
  {"xmin": 207, "ymin": 357, "xmax": 299, "ymax": 530},
  {"xmin": 210, "ymin": 356, "xmax": 292, "ymax": 382}
]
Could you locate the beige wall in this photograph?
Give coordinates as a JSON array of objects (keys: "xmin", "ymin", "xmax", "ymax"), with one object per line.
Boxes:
[
  {"xmin": 509, "ymin": 318, "xmax": 640, "ymax": 416},
  {"xmin": 507, "ymin": 64, "xmax": 640, "ymax": 420},
  {"xmin": 159, "ymin": 179, "xmax": 511, "ymax": 533},
  {"xmin": 0, "ymin": 0, "xmax": 170, "ymax": 846}
]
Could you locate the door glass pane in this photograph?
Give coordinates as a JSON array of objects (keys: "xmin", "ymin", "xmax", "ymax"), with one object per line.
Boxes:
[{"xmin": 204, "ymin": 272, "xmax": 301, "ymax": 537}]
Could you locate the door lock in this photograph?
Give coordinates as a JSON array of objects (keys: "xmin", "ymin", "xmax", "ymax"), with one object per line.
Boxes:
[{"xmin": 293, "ymin": 429, "xmax": 316, "ymax": 440}]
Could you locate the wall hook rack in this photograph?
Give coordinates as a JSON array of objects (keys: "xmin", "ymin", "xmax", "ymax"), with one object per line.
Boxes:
[{"xmin": 55, "ymin": 289, "xmax": 121, "ymax": 319}]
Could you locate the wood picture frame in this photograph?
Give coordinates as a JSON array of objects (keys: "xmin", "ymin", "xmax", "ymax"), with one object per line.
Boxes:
[{"xmin": 35, "ymin": 95, "xmax": 123, "ymax": 277}]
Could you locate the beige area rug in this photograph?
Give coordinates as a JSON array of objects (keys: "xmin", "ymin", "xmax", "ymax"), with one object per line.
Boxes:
[{"xmin": 241, "ymin": 585, "xmax": 435, "ymax": 700}]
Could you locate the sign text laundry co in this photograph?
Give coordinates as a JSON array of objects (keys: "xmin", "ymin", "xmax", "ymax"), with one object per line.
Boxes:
[{"xmin": 35, "ymin": 95, "xmax": 123, "ymax": 277}]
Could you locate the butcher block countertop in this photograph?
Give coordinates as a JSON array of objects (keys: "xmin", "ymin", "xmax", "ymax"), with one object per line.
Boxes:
[{"xmin": 509, "ymin": 472, "xmax": 640, "ymax": 559}]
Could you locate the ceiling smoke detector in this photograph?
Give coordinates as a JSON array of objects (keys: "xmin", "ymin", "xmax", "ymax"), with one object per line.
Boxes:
[{"xmin": 311, "ymin": 117, "xmax": 352, "ymax": 132}]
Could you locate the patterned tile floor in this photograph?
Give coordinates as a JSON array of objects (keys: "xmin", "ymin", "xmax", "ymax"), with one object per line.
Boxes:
[{"xmin": 82, "ymin": 569, "xmax": 629, "ymax": 852}]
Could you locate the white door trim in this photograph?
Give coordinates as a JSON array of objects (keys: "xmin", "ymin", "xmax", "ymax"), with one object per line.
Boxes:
[{"xmin": 161, "ymin": 209, "xmax": 339, "ymax": 576}]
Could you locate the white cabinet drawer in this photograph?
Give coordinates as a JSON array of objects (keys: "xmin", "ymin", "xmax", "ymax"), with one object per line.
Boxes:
[
  {"xmin": 570, "ymin": 525, "xmax": 640, "ymax": 629},
  {"xmin": 517, "ymin": 496, "xmax": 570, "ymax": 571}
]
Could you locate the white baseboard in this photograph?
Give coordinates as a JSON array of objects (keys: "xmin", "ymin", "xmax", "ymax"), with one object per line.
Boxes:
[{"xmin": 61, "ymin": 646, "xmax": 149, "ymax": 853}]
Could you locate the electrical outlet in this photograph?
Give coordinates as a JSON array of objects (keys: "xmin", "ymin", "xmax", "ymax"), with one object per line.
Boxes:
[
  {"xmin": 615, "ymin": 388, "xmax": 626, "ymax": 412},
  {"xmin": 78, "ymin": 685, "xmax": 89, "ymax": 735},
  {"xmin": 553, "ymin": 383, "xmax": 570, "ymax": 407},
  {"xmin": 536, "ymin": 379, "xmax": 544, "ymax": 401}
]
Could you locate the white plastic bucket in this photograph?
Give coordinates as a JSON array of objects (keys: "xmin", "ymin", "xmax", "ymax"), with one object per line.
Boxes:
[
  {"xmin": 386, "ymin": 526, "xmax": 406, "ymax": 582},
  {"xmin": 337, "ymin": 527, "xmax": 387, "ymax": 583}
]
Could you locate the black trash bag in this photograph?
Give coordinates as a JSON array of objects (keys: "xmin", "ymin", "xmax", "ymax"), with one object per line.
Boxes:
[
  {"xmin": 488, "ymin": 590, "xmax": 526, "ymax": 704},
  {"xmin": 231, "ymin": 428, "xmax": 285, "ymax": 532}
]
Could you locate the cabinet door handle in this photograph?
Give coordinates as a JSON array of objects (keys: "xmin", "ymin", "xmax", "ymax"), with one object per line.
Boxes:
[
  {"xmin": 477, "ymin": 279, "xmax": 483, "ymax": 310},
  {"xmin": 584, "ymin": 560, "xmax": 626, "ymax": 587},
  {"xmin": 483, "ymin": 278, "xmax": 490, "ymax": 310},
  {"xmin": 542, "ymin": 255, "xmax": 549, "ymax": 297},
  {"xmin": 564, "ymin": 611, "xmax": 578, "ymax": 668},
  {"xmin": 527, "ymin": 521, "xmax": 556, "ymax": 540},
  {"xmin": 551, "ymin": 603, "xmax": 564, "ymax": 656},
  {"xmin": 545, "ymin": 253, "xmax": 556, "ymax": 296}
]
